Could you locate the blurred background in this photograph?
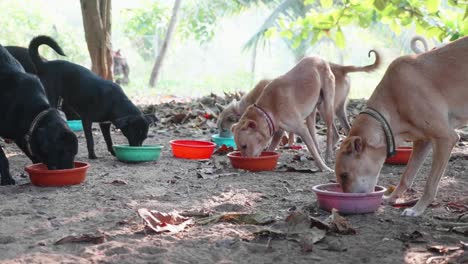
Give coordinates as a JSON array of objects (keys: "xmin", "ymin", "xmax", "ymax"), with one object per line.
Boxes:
[{"xmin": 1, "ymin": 0, "xmax": 463, "ymax": 101}]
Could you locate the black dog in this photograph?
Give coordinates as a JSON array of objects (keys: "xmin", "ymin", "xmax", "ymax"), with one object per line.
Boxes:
[
  {"xmin": 29, "ymin": 35, "xmax": 150, "ymax": 159},
  {"xmin": 0, "ymin": 44, "xmax": 78, "ymax": 185}
]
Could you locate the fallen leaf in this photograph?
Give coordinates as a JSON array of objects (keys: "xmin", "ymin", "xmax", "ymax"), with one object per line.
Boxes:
[
  {"xmin": 108, "ymin": 179, "xmax": 128, "ymax": 185},
  {"xmin": 54, "ymin": 234, "xmax": 106, "ymax": 245},
  {"xmin": 397, "ymin": 230, "xmax": 426, "ymax": 243},
  {"xmin": 384, "ymin": 185, "xmax": 395, "ymax": 196},
  {"xmin": 197, "ymin": 212, "xmax": 274, "ymax": 225},
  {"xmin": 427, "ymin": 244, "xmax": 461, "ymax": 254},
  {"xmin": 137, "ymin": 209, "xmax": 193, "ymax": 234},
  {"xmin": 326, "ymin": 209, "xmax": 356, "ymax": 235},
  {"xmin": 213, "ymin": 145, "xmax": 234, "ymax": 155}
]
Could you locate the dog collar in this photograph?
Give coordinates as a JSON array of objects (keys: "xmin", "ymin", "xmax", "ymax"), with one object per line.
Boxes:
[
  {"xmin": 25, "ymin": 108, "xmax": 54, "ymax": 156},
  {"xmin": 360, "ymin": 107, "xmax": 396, "ymax": 158},
  {"xmin": 253, "ymin": 104, "xmax": 275, "ymax": 136}
]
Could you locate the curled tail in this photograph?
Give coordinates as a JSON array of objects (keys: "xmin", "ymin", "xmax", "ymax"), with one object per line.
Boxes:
[
  {"xmin": 29, "ymin": 35, "xmax": 66, "ymax": 70},
  {"xmin": 410, "ymin": 36, "xmax": 429, "ymax": 54},
  {"xmin": 338, "ymin": 50, "xmax": 381, "ymax": 74}
]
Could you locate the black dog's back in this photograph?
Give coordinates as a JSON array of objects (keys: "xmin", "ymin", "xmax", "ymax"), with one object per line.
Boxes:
[
  {"xmin": 0, "ymin": 45, "xmax": 25, "ymax": 73},
  {"xmin": 4, "ymin": 46, "xmax": 37, "ymax": 74}
]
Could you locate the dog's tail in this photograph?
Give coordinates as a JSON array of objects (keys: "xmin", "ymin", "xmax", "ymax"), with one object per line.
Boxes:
[
  {"xmin": 29, "ymin": 35, "xmax": 66, "ymax": 70},
  {"xmin": 410, "ymin": 36, "xmax": 429, "ymax": 54},
  {"xmin": 338, "ymin": 50, "xmax": 381, "ymax": 74}
]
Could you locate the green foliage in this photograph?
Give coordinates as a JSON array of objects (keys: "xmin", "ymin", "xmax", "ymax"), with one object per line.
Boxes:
[
  {"xmin": 0, "ymin": 1, "xmax": 88, "ymax": 64},
  {"xmin": 277, "ymin": 0, "xmax": 467, "ymax": 49},
  {"xmin": 122, "ymin": 1, "xmax": 170, "ymax": 59}
]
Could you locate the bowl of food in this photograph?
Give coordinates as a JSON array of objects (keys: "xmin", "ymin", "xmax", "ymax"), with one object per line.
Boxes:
[
  {"xmin": 211, "ymin": 134, "xmax": 236, "ymax": 148},
  {"xmin": 67, "ymin": 120, "xmax": 83, "ymax": 132},
  {"xmin": 227, "ymin": 151, "xmax": 279, "ymax": 171},
  {"xmin": 312, "ymin": 183, "xmax": 387, "ymax": 214},
  {"xmin": 113, "ymin": 145, "xmax": 163, "ymax": 162},
  {"xmin": 25, "ymin": 162, "xmax": 90, "ymax": 187},
  {"xmin": 385, "ymin": 146, "xmax": 413, "ymax": 165},
  {"xmin": 170, "ymin": 140, "xmax": 216, "ymax": 159}
]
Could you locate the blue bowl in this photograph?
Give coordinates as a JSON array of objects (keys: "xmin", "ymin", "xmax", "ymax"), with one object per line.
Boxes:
[
  {"xmin": 67, "ymin": 120, "xmax": 83, "ymax": 132},
  {"xmin": 212, "ymin": 134, "xmax": 236, "ymax": 148}
]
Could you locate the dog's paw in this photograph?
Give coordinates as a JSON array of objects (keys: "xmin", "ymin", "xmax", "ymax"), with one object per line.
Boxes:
[
  {"xmin": 88, "ymin": 154, "xmax": 98, "ymax": 160},
  {"xmin": 401, "ymin": 208, "xmax": 423, "ymax": 217},
  {"xmin": 382, "ymin": 195, "xmax": 397, "ymax": 205}
]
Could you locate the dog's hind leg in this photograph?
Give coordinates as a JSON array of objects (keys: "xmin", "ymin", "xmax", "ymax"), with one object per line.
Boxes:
[
  {"xmin": 267, "ymin": 130, "xmax": 285, "ymax": 151},
  {"xmin": 306, "ymin": 109, "xmax": 321, "ymax": 152},
  {"xmin": 99, "ymin": 122, "xmax": 116, "ymax": 156},
  {"xmin": 82, "ymin": 119, "xmax": 98, "ymax": 159},
  {"xmin": 0, "ymin": 147, "xmax": 15, "ymax": 185},
  {"xmin": 383, "ymin": 140, "xmax": 431, "ymax": 205},
  {"xmin": 402, "ymin": 132, "xmax": 459, "ymax": 216},
  {"xmin": 295, "ymin": 123, "xmax": 332, "ymax": 172},
  {"xmin": 320, "ymin": 73, "xmax": 336, "ymax": 163}
]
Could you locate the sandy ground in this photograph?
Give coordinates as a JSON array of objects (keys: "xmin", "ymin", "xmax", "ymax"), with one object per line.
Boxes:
[{"xmin": 0, "ymin": 120, "xmax": 467, "ymax": 264}]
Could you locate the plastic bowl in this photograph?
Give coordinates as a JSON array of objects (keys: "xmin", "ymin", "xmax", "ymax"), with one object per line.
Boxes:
[
  {"xmin": 312, "ymin": 183, "xmax": 387, "ymax": 214},
  {"xmin": 227, "ymin": 151, "xmax": 279, "ymax": 172},
  {"xmin": 25, "ymin": 161, "xmax": 90, "ymax": 187},
  {"xmin": 67, "ymin": 120, "xmax": 83, "ymax": 132},
  {"xmin": 385, "ymin": 146, "xmax": 413, "ymax": 165},
  {"xmin": 211, "ymin": 134, "xmax": 236, "ymax": 148},
  {"xmin": 113, "ymin": 145, "xmax": 163, "ymax": 162},
  {"xmin": 170, "ymin": 140, "xmax": 216, "ymax": 159}
]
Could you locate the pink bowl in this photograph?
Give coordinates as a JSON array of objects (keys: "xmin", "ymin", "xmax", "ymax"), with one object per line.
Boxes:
[{"xmin": 312, "ymin": 183, "xmax": 386, "ymax": 214}]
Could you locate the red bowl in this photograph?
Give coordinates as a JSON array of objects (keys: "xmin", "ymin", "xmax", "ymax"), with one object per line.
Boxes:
[
  {"xmin": 25, "ymin": 162, "xmax": 90, "ymax": 187},
  {"xmin": 313, "ymin": 183, "xmax": 386, "ymax": 214},
  {"xmin": 227, "ymin": 151, "xmax": 279, "ymax": 171},
  {"xmin": 170, "ymin": 140, "xmax": 216, "ymax": 159},
  {"xmin": 385, "ymin": 146, "xmax": 413, "ymax": 165}
]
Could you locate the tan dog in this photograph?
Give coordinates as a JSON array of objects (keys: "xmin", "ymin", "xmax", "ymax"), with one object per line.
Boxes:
[
  {"xmin": 220, "ymin": 51, "xmax": 380, "ymax": 151},
  {"xmin": 335, "ymin": 36, "xmax": 468, "ymax": 216},
  {"xmin": 232, "ymin": 51, "xmax": 380, "ymax": 172}
]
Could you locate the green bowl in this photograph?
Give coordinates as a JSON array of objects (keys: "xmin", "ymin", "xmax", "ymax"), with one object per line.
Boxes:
[
  {"xmin": 67, "ymin": 120, "xmax": 83, "ymax": 132},
  {"xmin": 113, "ymin": 145, "xmax": 163, "ymax": 162},
  {"xmin": 212, "ymin": 134, "xmax": 236, "ymax": 148}
]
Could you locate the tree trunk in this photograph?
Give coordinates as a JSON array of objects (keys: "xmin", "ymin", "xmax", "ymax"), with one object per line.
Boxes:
[
  {"xmin": 80, "ymin": 0, "xmax": 114, "ymax": 81},
  {"xmin": 148, "ymin": 0, "xmax": 182, "ymax": 87}
]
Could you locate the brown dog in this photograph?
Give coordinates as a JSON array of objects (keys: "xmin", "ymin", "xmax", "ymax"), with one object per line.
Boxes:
[
  {"xmin": 335, "ymin": 36, "xmax": 468, "ymax": 216},
  {"xmin": 232, "ymin": 51, "xmax": 380, "ymax": 172},
  {"xmin": 221, "ymin": 51, "xmax": 380, "ymax": 153}
]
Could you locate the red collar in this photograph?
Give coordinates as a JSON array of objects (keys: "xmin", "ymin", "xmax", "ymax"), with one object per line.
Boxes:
[{"xmin": 253, "ymin": 104, "xmax": 275, "ymax": 136}]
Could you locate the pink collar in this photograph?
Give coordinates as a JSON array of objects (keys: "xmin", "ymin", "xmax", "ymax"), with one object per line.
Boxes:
[{"xmin": 253, "ymin": 104, "xmax": 275, "ymax": 136}]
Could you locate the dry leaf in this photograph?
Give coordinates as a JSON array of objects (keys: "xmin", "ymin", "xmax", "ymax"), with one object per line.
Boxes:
[
  {"xmin": 137, "ymin": 209, "xmax": 193, "ymax": 234},
  {"xmin": 55, "ymin": 234, "xmax": 106, "ymax": 245},
  {"xmin": 326, "ymin": 209, "xmax": 357, "ymax": 235},
  {"xmin": 427, "ymin": 244, "xmax": 461, "ymax": 254},
  {"xmin": 197, "ymin": 212, "xmax": 274, "ymax": 225},
  {"xmin": 108, "ymin": 179, "xmax": 128, "ymax": 185}
]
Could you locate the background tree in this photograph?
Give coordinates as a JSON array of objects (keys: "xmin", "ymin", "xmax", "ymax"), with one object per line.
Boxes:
[
  {"xmin": 80, "ymin": 0, "xmax": 113, "ymax": 80},
  {"xmin": 149, "ymin": 0, "xmax": 182, "ymax": 87}
]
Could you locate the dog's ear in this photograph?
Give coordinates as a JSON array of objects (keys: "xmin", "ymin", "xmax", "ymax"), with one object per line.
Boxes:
[
  {"xmin": 144, "ymin": 113, "xmax": 159, "ymax": 126},
  {"xmin": 114, "ymin": 116, "xmax": 130, "ymax": 129},
  {"xmin": 344, "ymin": 136, "xmax": 363, "ymax": 154},
  {"xmin": 247, "ymin": 120, "xmax": 257, "ymax": 129},
  {"xmin": 215, "ymin": 103, "xmax": 225, "ymax": 112}
]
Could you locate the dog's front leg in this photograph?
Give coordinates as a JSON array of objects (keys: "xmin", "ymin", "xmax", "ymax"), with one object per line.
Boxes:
[
  {"xmin": 82, "ymin": 119, "xmax": 98, "ymax": 159},
  {"xmin": 383, "ymin": 140, "xmax": 431, "ymax": 204},
  {"xmin": 402, "ymin": 133, "xmax": 458, "ymax": 216},
  {"xmin": 295, "ymin": 124, "xmax": 332, "ymax": 172},
  {"xmin": 99, "ymin": 122, "xmax": 115, "ymax": 156},
  {"xmin": 0, "ymin": 147, "xmax": 15, "ymax": 185},
  {"xmin": 267, "ymin": 130, "xmax": 285, "ymax": 151}
]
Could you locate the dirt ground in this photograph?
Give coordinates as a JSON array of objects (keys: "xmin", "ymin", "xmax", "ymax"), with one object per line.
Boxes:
[{"xmin": 0, "ymin": 99, "xmax": 467, "ymax": 264}]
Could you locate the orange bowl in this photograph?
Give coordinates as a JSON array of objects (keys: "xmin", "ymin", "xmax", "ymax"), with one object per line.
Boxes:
[
  {"xmin": 25, "ymin": 162, "xmax": 90, "ymax": 187},
  {"xmin": 385, "ymin": 147, "xmax": 413, "ymax": 165},
  {"xmin": 227, "ymin": 151, "xmax": 279, "ymax": 171},
  {"xmin": 170, "ymin": 140, "xmax": 216, "ymax": 159}
]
